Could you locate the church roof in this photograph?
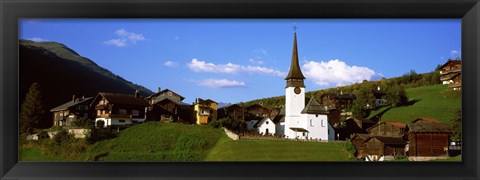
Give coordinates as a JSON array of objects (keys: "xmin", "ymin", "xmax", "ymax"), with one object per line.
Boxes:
[
  {"xmin": 285, "ymin": 32, "xmax": 306, "ymax": 80},
  {"xmin": 301, "ymin": 98, "xmax": 329, "ymax": 114}
]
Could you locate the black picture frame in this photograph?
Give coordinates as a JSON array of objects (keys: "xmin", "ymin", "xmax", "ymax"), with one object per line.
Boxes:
[{"xmin": 1, "ymin": 0, "xmax": 479, "ymax": 179}]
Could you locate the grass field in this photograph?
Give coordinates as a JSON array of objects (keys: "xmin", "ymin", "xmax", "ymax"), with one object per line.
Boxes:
[
  {"xmin": 82, "ymin": 122, "xmax": 223, "ymax": 161},
  {"xmin": 369, "ymin": 84, "xmax": 461, "ymax": 123},
  {"xmin": 19, "ymin": 147, "xmax": 68, "ymax": 161},
  {"xmin": 206, "ymin": 138, "xmax": 352, "ymax": 161}
]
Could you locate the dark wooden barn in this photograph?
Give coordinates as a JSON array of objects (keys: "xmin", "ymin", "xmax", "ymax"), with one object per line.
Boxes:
[
  {"xmin": 405, "ymin": 121, "xmax": 452, "ymax": 157},
  {"xmin": 365, "ymin": 136, "xmax": 407, "ymax": 160}
]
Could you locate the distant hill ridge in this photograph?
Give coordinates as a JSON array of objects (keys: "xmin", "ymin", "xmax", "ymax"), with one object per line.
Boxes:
[{"xmin": 20, "ymin": 40, "xmax": 154, "ymax": 127}]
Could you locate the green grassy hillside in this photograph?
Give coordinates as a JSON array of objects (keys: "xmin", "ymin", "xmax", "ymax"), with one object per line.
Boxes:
[
  {"xmin": 83, "ymin": 122, "xmax": 223, "ymax": 161},
  {"xmin": 206, "ymin": 139, "xmax": 351, "ymax": 161},
  {"xmin": 369, "ymin": 84, "xmax": 461, "ymax": 123}
]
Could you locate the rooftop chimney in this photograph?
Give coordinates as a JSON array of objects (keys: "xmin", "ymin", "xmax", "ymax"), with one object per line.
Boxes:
[{"xmin": 158, "ymin": 87, "xmax": 162, "ymax": 93}]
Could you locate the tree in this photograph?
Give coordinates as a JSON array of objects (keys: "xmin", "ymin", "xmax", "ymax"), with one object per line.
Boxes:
[
  {"xmin": 385, "ymin": 82, "xmax": 408, "ymax": 107},
  {"xmin": 20, "ymin": 82, "xmax": 46, "ymax": 134},
  {"xmin": 351, "ymin": 86, "xmax": 375, "ymax": 118},
  {"xmin": 451, "ymin": 109, "xmax": 461, "ymax": 141}
]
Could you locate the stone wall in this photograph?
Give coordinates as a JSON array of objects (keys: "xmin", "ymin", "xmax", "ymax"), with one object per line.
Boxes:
[
  {"xmin": 223, "ymin": 128, "xmax": 239, "ymax": 140},
  {"xmin": 408, "ymin": 156, "xmax": 448, "ymax": 161}
]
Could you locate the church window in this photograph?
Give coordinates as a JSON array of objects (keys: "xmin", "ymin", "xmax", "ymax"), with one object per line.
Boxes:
[
  {"xmin": 266, "ymin": 121, "xmax": 269, "ymax": 124},
  {"xmin": 310, "ymin": 119, "xmax": 313, "ymax": 127},
  {"xmin": 321, "ymin": 120, "xmax": 325, "ymax": 127}
]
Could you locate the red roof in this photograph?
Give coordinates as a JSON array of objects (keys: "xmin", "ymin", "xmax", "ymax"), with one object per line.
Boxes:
[{"xmin": 385, "ymin": 122, "xmax": 406, "ymax": 128}]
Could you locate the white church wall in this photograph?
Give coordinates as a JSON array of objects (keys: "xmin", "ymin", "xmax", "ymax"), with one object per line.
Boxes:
[
  {"xmin": 304, "ymin": 114, "xmax": 329, "ymax": 141},
  {"xmin": 276, "ymin": 122, "xmax": 285, "ymax": 136}
]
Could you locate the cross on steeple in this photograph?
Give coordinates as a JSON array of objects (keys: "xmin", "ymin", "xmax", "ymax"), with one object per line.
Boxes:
[{"xmin": 293, "ymin": 22, "xmax": 297, "ymax": 32}]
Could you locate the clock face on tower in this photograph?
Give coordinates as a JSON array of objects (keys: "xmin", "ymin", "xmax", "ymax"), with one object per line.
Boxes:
[{"xmin": 294, "ymin": 87, "xmax": 301, "ymax": 94}]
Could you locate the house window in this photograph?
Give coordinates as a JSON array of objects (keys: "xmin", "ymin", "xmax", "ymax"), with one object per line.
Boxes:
[
  {"xmin": 119, "ymin": 109, "xmax": 127, "ymax": 115},
  {"xmin": 77, "ymin": 105, "xmax": 83, "ymax": 110},
  {"xmin": 119, "ymin": 120, "xmax": 125, "ymax": 123},
  {"xmin": 168, "ymin": 92, "xmax": 172, "ymax": 96},
  {"xmin": 84, "ymin": 105, "xmax": 89, "ymax": 110},
  {"xmin": 97, "ymin": 110, "xmax": 101, "ymax": 116},
  {"xmin": 132, "ymin": 110, "xmax": 139, "ymax": 116}
]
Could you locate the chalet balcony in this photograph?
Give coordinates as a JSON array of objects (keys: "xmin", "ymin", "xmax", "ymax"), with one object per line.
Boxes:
[
  {"xmin": 98, "ymin": 113, "xmax": 132, "ymax": 118},
  {"xmin": 449, "ymin": 83, "xmax": 461, "ymax": 88},
  {"xmin": 440, "ymin": 68, "xmax": 461, "ymax": 75},
  {"xmin": 95, "ymin": 104, "xmax": 112, "ymax": 110}
]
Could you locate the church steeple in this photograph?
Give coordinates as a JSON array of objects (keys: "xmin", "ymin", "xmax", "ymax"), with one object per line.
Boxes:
[{"xmin": 285, "ymin": 31, "xmax": 306, "ymax": 87}]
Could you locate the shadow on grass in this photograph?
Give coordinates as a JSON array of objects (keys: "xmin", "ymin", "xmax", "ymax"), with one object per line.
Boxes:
[
  {"xmin": 369, "ymin": 107, "xmax": 392, "ymax": 122},
  {"xmin": 406, "ymin": 98, "xmax": 421, "ymax": 106}
]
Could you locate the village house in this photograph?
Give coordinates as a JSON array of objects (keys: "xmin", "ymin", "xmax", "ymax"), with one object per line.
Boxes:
[
  {"xmin": 405, "ymin": 119, "xmax": 452, "ymax": 161},
  {"xmin": 367, "ymin": 121, "xmax": 406, "ymax": 138},
  {"xmin": 372, "ymin": 86, "xmax": 387, "ymax": 107},
  {"xmin": 217, "ymin": 104, "xmax": 245, "ymax": 121},
  {"xmin": 340, "ymin": 117, "xmax": 377, "ymax": 139},
  {"xmin": 364, "ymin": 136, "xmax": 407, "ymax": 161},
  {"xmin": 244, "ymin": 103, "xmax": 271, "ymax": 131},
  {"xmin": 193, "ymin": 98, "xmax": 218, "ymax": 125},
  {"xmin": 145, "ymin": 88, "xmax": 193, "ymax": 123},
  {"xmin": 320, "ymin": 92, "xmax": 356, "ymax": 112},
  {"xmin": 91, "ymin": 91, "xmax": 150, "ymax": 128},
  {"xmin": 438, "ymin": 58, "xmax": 461, "ymax": 90},
  {"xmin": 254, "ymin": 117, "xmax": 276, "ymax": 135},
  {"xmin": 350, "ymin": 134, "xmax": 370, "ymax": 159},
  {"xmin": 50, "ymin": 95, "xmax": 94, "ymax": 127}
]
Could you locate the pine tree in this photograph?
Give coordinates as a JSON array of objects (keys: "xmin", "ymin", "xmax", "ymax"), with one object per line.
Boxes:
[{"xmin": 20, "ymin": 82, "xmax": 46, "ymax": 134}]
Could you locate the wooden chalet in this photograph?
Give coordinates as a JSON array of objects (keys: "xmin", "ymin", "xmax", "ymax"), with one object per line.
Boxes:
[
  {"xmin": 145, "ymin": 88, "xmax": 192, "ymax": 123},
  {"xmin": 217, "ymin": 104, "xmax": 244, "ymax": 121},
  {"xmin": 341, "ymin": 117, "xmax": 377, "ymax": 139},
  {"xmin": 320, "ymin": 92, "xmax": 356, "ymax": 112},
  {"xmin": 438, "ymin": 58, "xmax": 461, "ymax": 90},
  {"xmin": 91, "ymin": 91, "xmax": 150, "ymax": 128},
  {"xmin": 367, "ymin": 121, "xmax": 406, "ymax": 138},
  {"xmin": 50, "ymin": 95, "xmax": 94, "ymax": 127},
  {"xmin": 372, "ymin": 86, "xmax": 387, "ymax": 107},
  {"xmin": 365, "ymin": 136, "xmax": 407, "ymax": 161},
  {"xmin": 351, "ymin": 134, "xmax": 370, "ymax": 159},
  {"xmin": 405, "ymin": 121, "xmax": 452, "ymax": 157}
]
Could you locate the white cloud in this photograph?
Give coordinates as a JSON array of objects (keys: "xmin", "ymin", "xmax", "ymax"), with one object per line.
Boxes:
[
  {"xmin": 187, "ymin": 59, "xmax": 285, "ymax": 77},
  {"xmin": 164, "ymin": 60, "xmax": 178, "ymax": 67},
  {"xmin": 249, "ymin": 58, "xmax": 264, "ymax": 65},
  {"xmin": 195, "ymin": 79, "xmax": 246, "ymax": 88},
  {"xmin": 104, "ymin": 28, "xmax": 146, "ymax": 47},
  {"xmin": 303, "ymin": 59, "xmax": 380, "ymax": 87},
  {"xmin": 28, "ymin": 37, "xmax": 49, "ymax": 42}
]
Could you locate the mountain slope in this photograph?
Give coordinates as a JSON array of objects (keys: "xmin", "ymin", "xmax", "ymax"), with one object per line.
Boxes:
[{"xmin": 20, "ymin": 40, "xmax": 154, "ymax": 127}]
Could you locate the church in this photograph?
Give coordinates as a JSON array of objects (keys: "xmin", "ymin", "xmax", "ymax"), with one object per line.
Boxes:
[{"xmin": 282, "ymin": 30, "xmax": 336, "ymax": 141}]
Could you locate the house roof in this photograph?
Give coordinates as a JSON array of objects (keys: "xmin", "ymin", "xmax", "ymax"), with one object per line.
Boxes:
[
  {"xmin": 438, "ymin": 59, "xmax": 461, "ymax": 70},
  {"xmin": 146, "ymin": 88, "xmax": 185, "ymax": 101},
  {"xmin": 411, "ymin": 117, "xmax": 440, "ymax": 123},
  {"xmin": 254, "ymin": 117, "xmax": 273, "ymax": 128},
  {"xmin": 285, "ymin": 32, "xmax": 306, "ymax": 80},
  {"xmin": 301, "ymin": 98, "xmax": 329, "ymax": 114},
  {"xmin": 272, "ymin": 107, "xmax": 285, "ymax": 123},
  {"xmin": 346, "ymin": 117, "xmax": 377, "ymax": 124},
  {"xmin": 366, "ymin": 136, "xmax": 407, "ymax": 145},
  {"xmin": 407, "ymin": 121, "xmax": 452, "ymax": 133},
  {"xmin": 50, "ymin": 97, "xmax": 93, "ymax": 112},
  {"xmin": 290, "ymin": 127, "xmax": 309, "ymax": 132},
  {"xmin": 196, "ymin": 98, "xmax": 218, "ymax": 105},
  {"xmin": 220, "ymin": 103, "xmax": 243, "ymax": 110},
  {"xmin": 366, "ymin": 121, "xmax": 406, "ymax": 131},
  {"xmin": 93, "ymin": 92, "xmax": 150, "ymax": 107},
  {"xmin": 352, "ymin": 134, "xmax": 370, "ymax": 140}
]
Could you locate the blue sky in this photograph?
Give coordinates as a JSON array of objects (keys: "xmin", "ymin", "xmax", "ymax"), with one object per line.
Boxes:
[{"xmin": 19, "ymin": 19, "xmax": 461, "ymax": 104}]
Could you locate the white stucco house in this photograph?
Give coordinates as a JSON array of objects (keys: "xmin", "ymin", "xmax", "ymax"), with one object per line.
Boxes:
[{"xmin": 255, "ymin": 117, "xmax": 276, "ymax": 135}]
